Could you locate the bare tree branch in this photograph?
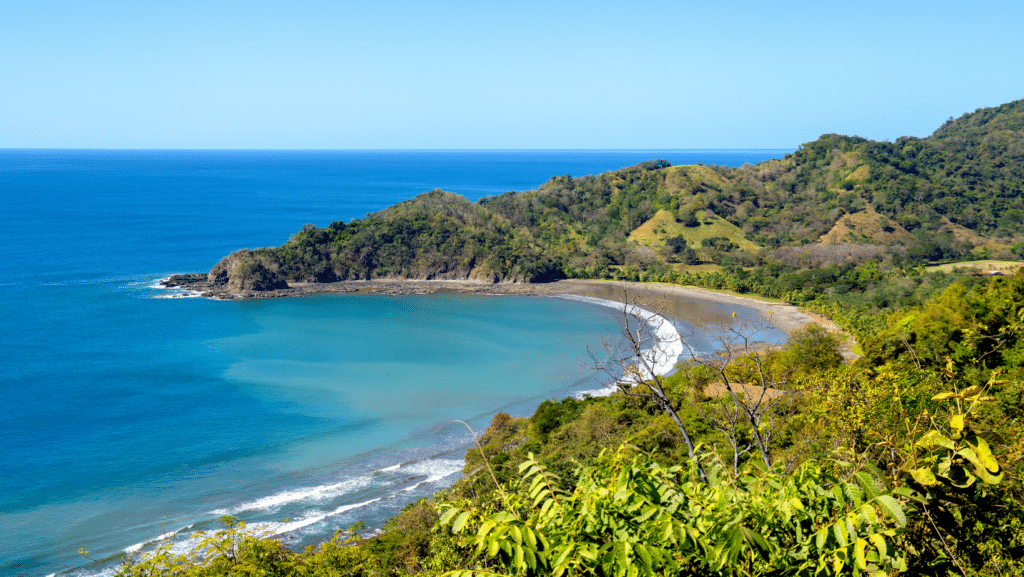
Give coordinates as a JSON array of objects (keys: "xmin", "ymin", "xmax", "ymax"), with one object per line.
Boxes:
[
  {"xmin": 586, "ymin": 289, "xmax": 708, "ymax": 483},
  {"xmin": 677, "ymin": 314, "xmax": 799, "ymax": 474}
]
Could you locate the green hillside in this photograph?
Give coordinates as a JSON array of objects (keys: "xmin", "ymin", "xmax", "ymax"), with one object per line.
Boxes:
[{"xmin": 201, "ymin": 100, "xmax": 1024, "ymax": 292}]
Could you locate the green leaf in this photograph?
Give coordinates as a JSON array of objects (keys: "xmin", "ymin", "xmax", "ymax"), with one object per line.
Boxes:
[
  {"xmin": 832, "ymin": 485, "xmax": 845, "ymax": 504},
  {"xmin": 854, "ymin": 471, "xmax": 881, "ymax": 500},
  {"xmin": 525, "ymin": 546, "xmax": 537, "ymax": 572},
  {"xmin": 478, "ymin": 519, "xmax": 496, "ymax": 538},
  {"xmin": 487, "ymin": 538, "xmax": 501, "ymax": 558},
  {"xmin": 636, "ymin": 543, "xmax": 653, "ymax": 569},
  {"xmin": 439, "ymin": 507, "xmax": 460, "ymax": 526},
  {"xmin": 977, "ymin": 429, "xmax": 1006, "ymax": 445},
  {"xmin": 522, "ymin": 526, "xmax": 537, "ymax": 549},
  {"xmin": 915, "ymin": 430, "xmax": 956, "ymax": 451},
  {"xmin": 742, "ymin": 527, "xmax": 771, "ymax": 557},
  {"xmin": 959, "ymin": 444, "xmax": 1003, "ymax": 484},
  {"xmin": 874, "ymin": 496, "xmax": 906, "ymax": 527},
  {"xmin": 868, "ymin": 534, "xmax": 887, "ymax": 559},
  {"xmin": 452, "ymin": 511, "xmax": 471, "ymax": 533},
  {"xmin": 833, "ymin": 523, "xmax": 848, "ymax": 548},
  {"xmin": 966, "ymin": 436, "xmax": 1000, "ymax": 473},
  {"xmin": 859, "ymin": 503, "xmax": 879, "ymax": 525},
  {"xmin": 910, "ymin": 467, "xmax": 938, "ymax": 486},
  {"xmin": 854, "ymin": 539, "xmax": 868, "ymax": 570},
  {"xmin": 949, "ymin": 414, "xmax": 965, "ymax": 432},
  {"xmin": 960, "ymin": 385, "xmax": 982, "ymax": 398}
]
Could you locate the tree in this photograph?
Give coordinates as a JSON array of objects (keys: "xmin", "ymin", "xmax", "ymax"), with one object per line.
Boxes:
[
  {"xmin": 671, "ymin": 314, "xmax": 803, "ymax": 473},
  {"xmin": 588, "ymin": 290, "xmax": 708, "ymax": 482}
]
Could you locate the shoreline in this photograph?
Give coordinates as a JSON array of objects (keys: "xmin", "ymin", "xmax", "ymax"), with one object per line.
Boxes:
[
  {"xmin": 161, "ymin": 276, "xmax": 841, "ymax": 340},
  {"xmin": 160, "ymin": 275, "xmax": 854, "ymax": 360},
  {"xmin": 161, "ymin": 276, "xmax": 826, "ymax": 334}
]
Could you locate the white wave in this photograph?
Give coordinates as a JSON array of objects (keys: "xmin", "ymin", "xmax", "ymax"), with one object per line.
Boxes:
[
  {"xmin": 210, "ymin": 476, "xmax": 374, "ymax": 515},
  {"xmin": 123, "ymin": 528, "xmax": 182, "ymax": 553},
  {"xmin": 394, "ymin": 458, "xmax": 465, "ymax": 493},
  {"xmin": 94, "ymin": 458, "xmax": 466, "ymax": 576},
  {"xmin": 147, "ymin": 277, "xmax": 173, "ymax": 289},
  {"xmin": 147, "ymin": 275, "xmax": 205, "ymax": 298},
  {"xmin": 258, "ymin": 459, "xmax": 463, "ymax": 535},
  {"xmin": 199, "ymin": 497, "xmax": 384, "ymax": 543},
  {"xmin": 401, "ymin": 458, "xmax": 464, "ymax": 484},
  {"xmin": 573, "ymin": 385, "xmax": 618, "ymax": 399},
  {"xmin": 153, "ymin": 291, "xmax": 203, "ymax": 299},
  {"xmin": 252, "ymin": 508, "xmax": 334, "ymax": 536},
  {"xmin": 329, "ymin": 496, "xmax": 382, "ymax": 515},
  {"xmin": 555, "ymin": 294, "xmax": 684, "ymax": 396}
]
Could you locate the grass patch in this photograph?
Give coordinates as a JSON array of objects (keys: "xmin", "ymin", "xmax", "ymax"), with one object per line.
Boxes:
[
  {"xmin": 669, "ymin": 262, "xmax": 722, "ymax": 273},
  {"xmin": 926, "ymin": 260, "xmax": 1023, "ymax": 274},
  {"xmin": 629, "ymin": 209, "xmax": 759, "ymax": 253}
]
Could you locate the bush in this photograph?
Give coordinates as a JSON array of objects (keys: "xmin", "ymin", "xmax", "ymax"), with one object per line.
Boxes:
[{"xmin": 777, "ymin": 324, "xmax": 844, "ymax": 376}]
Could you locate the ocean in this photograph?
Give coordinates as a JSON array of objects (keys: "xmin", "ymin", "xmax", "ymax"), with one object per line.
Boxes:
[{"xmin": 0, "ymin": 149, "xmax": 789, "ymax": 576}]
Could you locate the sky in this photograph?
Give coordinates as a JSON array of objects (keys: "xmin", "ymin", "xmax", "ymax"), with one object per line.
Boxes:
[{"xmin": 1, "ymin": 0, "xmax": 1022, "ymax": 150}]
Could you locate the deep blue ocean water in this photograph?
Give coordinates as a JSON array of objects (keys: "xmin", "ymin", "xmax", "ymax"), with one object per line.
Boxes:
[{"xmin": 0, "ymin": 149, "xmax": 789, "ymax": 576}]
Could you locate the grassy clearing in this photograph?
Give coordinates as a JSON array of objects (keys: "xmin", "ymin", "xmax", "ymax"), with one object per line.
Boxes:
[
  {"xmin": 926, "ymin": 259, "xmax": 1023, "ymax": 274},
  {"xmin": 629, "ymin": 209, "xmax": 759, "ymax": 253},
  {"xmin": 669, "ymin": 262, "xmax": 723, "ymax": 273},
  {"xmin": 844, "ymin": 164, "xmax": 869, "ymax": 182},
  {"xmin": 818, "ymin": 205, "xmax": 911, "ymax": 244}
]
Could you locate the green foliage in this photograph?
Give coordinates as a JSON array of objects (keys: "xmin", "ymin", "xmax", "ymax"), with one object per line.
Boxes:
[
  {"xmin": 439, "ymin": 449, "xmax": 907, "ymax": 577},
  {"xmin": 905, "ymin": 377, "xmax": 1003, "ymax": 490},
  {"xmin": 144, "ymin": 99, "xmax": 1024, "ymax": 574},
  {"xmin": 776, "ymin": 324, "xmax": 845, "ymax": 377},
  {"xmin": 863, "ymin": 269, "xmax": 1024, "ymax": 384}
]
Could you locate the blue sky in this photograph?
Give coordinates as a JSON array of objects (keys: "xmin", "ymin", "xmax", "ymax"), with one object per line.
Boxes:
[{"xmin": 2, "ymin": 0, "xmax": 1022, "ymax": 149}]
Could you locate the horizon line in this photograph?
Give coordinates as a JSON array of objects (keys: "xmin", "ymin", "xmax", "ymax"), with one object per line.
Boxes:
[{"xmin": 0, "ymin": 147, "xmax": 796, "ymax": 153}]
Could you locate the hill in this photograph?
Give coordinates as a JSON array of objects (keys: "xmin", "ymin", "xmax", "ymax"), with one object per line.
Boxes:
[{"xmin": 192, "ymin": 100, "xmax": 1024, "ymax": 293}]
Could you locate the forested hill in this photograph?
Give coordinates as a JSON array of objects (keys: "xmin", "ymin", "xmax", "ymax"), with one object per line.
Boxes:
[{"xmin": 205, "ymin": 99, "xmax": 1024, "ymax": 291}]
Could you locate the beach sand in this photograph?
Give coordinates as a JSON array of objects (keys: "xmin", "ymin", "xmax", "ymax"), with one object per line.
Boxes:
[{"xmin": 546, "ymin": 280, "xmax": 855, "ymax": 361}]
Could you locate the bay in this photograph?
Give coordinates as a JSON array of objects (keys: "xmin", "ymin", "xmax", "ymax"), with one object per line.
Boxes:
[{"xmin": 0, "ymin": 149, "xmax": 789, "ymax": 576}]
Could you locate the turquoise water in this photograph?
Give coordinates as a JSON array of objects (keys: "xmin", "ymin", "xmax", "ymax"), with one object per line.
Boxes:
[{"xmin": 0, "ymin": 150, "xmax": 789, "ymax": 576}]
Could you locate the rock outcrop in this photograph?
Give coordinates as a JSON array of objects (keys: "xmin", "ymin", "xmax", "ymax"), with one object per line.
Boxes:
[
  {"xmin": 208, "ymin": 250, "xmax": 249, "ymax": 284},
  {"xmin": 225, "ymin": 261, "xmax": 289, "ymax": 291},
  {"xmin": 204, "ymin": 250, "xmax": 290, "ymax": 292}
]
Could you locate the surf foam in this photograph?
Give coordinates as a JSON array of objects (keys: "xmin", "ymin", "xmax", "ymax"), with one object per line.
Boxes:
[{"xmin": 553, "ymin": 294, "xmax": 684, "ymax": 398}]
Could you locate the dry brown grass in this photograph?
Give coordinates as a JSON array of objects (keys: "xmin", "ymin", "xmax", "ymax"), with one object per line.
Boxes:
[
  {"xmin": 773, "ymin": 243, "xmax": 882, "ymax": 267},
  {"xmin": 702, "ymin": 382, "xmax": 787, "ymax": 403}
]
